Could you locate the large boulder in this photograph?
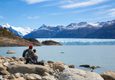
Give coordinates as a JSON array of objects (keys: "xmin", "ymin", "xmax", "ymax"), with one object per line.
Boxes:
[
  {"xmin": 24, "ymin": 73, "xmax": 42, "ymax": 80},
  {"xmin": 53, "ymin": 62, "xmax": 65, "ymax": 72},
  {"xmin": 0, "ymin": 64, "xmax": 6, "ymax": 71},
  {"xmin": 0, "ymin": 64, "xmax": 9, "ymax": 75},
  {"xmin": 42, "ymin": 75, "xmax": 57, "ymax": 80},
  {"xmin": 7, "ymin": 64, "xmax": 51, "ymax": 76},
  {"xmin": 59, "ymin": 68, "xmax": 104, "ymax": 80},
  {"xmin": 101, "ymin": 71, "xmax": 115, "ymax": 80}
]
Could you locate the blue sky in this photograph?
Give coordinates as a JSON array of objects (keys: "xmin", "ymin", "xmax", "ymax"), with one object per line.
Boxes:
[{"xmin": 0, "ymin": 0, "xmax": 115, "ymax": 29}]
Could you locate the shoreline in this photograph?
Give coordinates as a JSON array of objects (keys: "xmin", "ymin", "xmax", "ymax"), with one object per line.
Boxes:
[{"xmin": 0, "ymin": 56, "xmax": 114, "ymax": 80}]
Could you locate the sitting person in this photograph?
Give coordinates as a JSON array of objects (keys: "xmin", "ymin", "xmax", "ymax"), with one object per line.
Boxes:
[
  {"xmin": 32, "ymin": 49, "xmax": 38, "ymax": 64},
  {"xmin": 23, "ymin": 46, "xmax": 44, "ymax": 65},
  {"xmin": 32, "ymin": 49, "xmax": 45, "ymax": 65},
  {"xmin": 22, "ymin": 45, "xmax": 34, "ymax": 64}
]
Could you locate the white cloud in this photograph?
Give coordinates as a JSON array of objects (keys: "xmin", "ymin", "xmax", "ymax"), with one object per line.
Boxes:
[
  {"xmin": 50, "ymin": 12, "xmax": 64, "ymax": 16},
  {"xmin": 98, "ymin": 8, "xmax": 115, "ymax": 17},
  {"xmin": 60, "ymin": 0, "xmax": 107, "ymax": 9},
  {"xmin": 49, "ymin": 5, "xmax": 110, "ymax": 16},
  {"xmin": 22, "ymin": 0, "xmax": 48, "ymax": 4},
  {"xmin": 27, "ymin": 16, "xmax": 40, "ymax": 20},
  {"xmin": 72, "ymin": 5, "xmax": 110, "ymax": 13},
  {"xmin": 61, "ymin": 0, "xmax": 76, "ymax": 4}
]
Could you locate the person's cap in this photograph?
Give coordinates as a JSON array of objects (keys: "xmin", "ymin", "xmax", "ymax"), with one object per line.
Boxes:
[{"xmin": 29, "ymin": 45, "xmax": 33, "ymax": 49}]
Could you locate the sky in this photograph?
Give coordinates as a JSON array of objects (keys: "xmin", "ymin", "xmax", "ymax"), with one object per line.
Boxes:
[{"xmin": 0, "ymin": 0, "xmax": 115, "ymax": 29}]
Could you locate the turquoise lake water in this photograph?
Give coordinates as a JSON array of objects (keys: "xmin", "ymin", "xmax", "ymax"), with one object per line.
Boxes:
[
  {"xmin": 0, "ymin": 45, "xmax": 115, "ymax": 73},
  {"xmin": 1, "ymin": 38, "xmax": 115, "ymax": 73}
]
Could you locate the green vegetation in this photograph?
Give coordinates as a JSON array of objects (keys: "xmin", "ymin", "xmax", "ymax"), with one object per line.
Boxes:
[
  {"xmin": 0, "ymin": 27, "xmax": 15, "ymax": 38},
  {"xmin": 0, "ymin": 27, "xmax": 40, "ymax": 46}
]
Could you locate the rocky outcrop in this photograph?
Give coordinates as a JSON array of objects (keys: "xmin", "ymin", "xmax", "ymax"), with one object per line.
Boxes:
[
  {"xmin": 7, "ymin": 64, "xmax": 50, "ymax": 76},
  {"xmin": 59, "ymin": 67, "xmax": 104, "ymax": 80},
  {"xmin": 42, "ymin": 40, "xmax": 61, "ymax": 45},
  {"xmin": 0, "ymin": 28, "xmax": 61, "ymax": 46},
  {"xmin": 0, "ymin": 56, "xmax": 104, "ymax": 80},
  {"xmin": 0, "ymin": 37, "xmax": 40, "ymax": 46},
  {"xmin": 101, "ymin": 71, "xmax": 115, "ymax": 80},
  {"xmin": 24, "ymin": 38, "xmax": 41, "ymax": 46},
  {"xmin": 0, "ymin": 64, "xmax": 9, "ymax": 75}
]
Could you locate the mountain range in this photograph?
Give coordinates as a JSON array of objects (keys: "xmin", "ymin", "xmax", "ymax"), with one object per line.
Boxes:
[
  {"xmin": 24, "ymin": 20, "xmax": 115, "ymax": 39},
  {"xmin": 1, "ymin": 19, "xmax": 115, "ymax": 39}
]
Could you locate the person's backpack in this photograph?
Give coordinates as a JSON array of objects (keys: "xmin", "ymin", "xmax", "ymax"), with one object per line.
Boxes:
[{"xmin": 22, "ymin": 49, "xmax": 28, "ymax": 57}]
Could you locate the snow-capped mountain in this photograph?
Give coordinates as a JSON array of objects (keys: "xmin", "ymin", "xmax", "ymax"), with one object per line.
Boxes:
[
  {"xmin": 100, "ymin": 20, "xmax": 115, "ymax": 26},
  {"xmin": 1, "ymin": 19, "xmax": 115, "ymax": 38},
  {"xmin": 38, "ymin": 24, "xmax": 64, "ymax": 31},
  {"xmin": 1, "ymin": 23, "xmax": 33, "ymax": 37},
  {"xmin": 12, "ymin": 27, "xmax": 33, "ymax": 36},
  {"xmin": 86, "ymin": 20, "xmax": 115, "ymax": 38},
  {"xmin": 66, "ymin": 22, "xmax": 95, "ymax": 29},
  {"xmin": 2, "ymin": 23, "xmax": 23, "ymax": 37},
  {"xmin": 2, "ymin": 23, "xmax": 11, "ymax": 28},
  {"xmin": 38, "ymin": 22, "xmax": 99, "ymax": 30},
  {"xmin": 24, "ymin": 19, "xmax": 115, "ymax": 38},
  {"xmin": 38, "ymin": 24, "xmax": 51, "ymax": 30},
  {"xmin": 24, "ymin": 24, "xmax": 64, "ymax": 38}
]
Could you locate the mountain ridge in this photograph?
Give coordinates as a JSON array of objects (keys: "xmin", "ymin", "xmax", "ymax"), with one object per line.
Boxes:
[
  {"xmin": 1, "ymin": 23, "xmax": 33, "ymax": 37},
  {"xmin": 1, "ymin": 19, "xmax": 115, "ymax": 39},
  {"xmin": 24, "ymin": 19, "xmax": 115, "ymax": 39},
  {"xmin": 0, "ymin": 27, "xmax": 39, "ymax": 46}
]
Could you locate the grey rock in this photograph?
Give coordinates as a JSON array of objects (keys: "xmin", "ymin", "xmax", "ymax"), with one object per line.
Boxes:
[
  {"xmin": 0, "ymin": 64, "xmax": 9, "ymax": 75},
  {"xmin": 101, "ymin": 71, "xmax": 115, "ymax": 80},
  {"xmin": 7, "ymin": 64, "xmax": 50, "ymax": 76},
  {"xmin": 25, "ymin": 73, "xmax": 42, "ymax": 80},
  {"xmin": 14, "ymin": 73, "xmax": 23, "ymax": 78},
  {"xmin": 68, "ymin": 65, "xmax": 75, "ymax": 68},
  {"xmin": 25, "ymin": 74, "xmax": 36, "ymax": 80},
  {"xmin": 42, "ymin": 75, "xmax": 57, "ymax": 80},
  {"xmin": 0, "ymin": 70, "xmax": 10, "ymax": 75},
  {"xmin": 3, "ymin": 61, "xmax": 11, "ymax": 67},
  {"xmin": 15, "ymin": 77, "xmax": 26, "ymax": 80},
  {"xmin": 0, "ymin": 75, "xmax": 3, "ymax": 80},
  {"xmin": 59, "ymin": 68, "xmax": 104, "ymax": 80},
  {"xmin": 42, "ymin": 40, "xmax": 61, "ymax": 45},
  {"xmin": 0, "ymin": 64, "xmax": 5, "ymax": 71},
  {"xmin": 53, "ymin": 62, "xmax": 65, "ymax": 72},
  {"xmin": 7, "ymin": 74, "xmax": 15, "ymax": 79}
]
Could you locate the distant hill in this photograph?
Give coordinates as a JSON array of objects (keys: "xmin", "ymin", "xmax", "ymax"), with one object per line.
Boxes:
[
  {"xmin": 0, "ymin": 27, "xmax": 15, "ymax": 37},
  {"xmin": 0, "ymin": 27, "xmax": 40, "ymax": 46},
  {"xmin": 1, "ymin": 23, "xmax": 33, "ymax": 37},
  {"xmin": 24, "ymin": 20, "xmax": 115, "ymax": 39}
]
